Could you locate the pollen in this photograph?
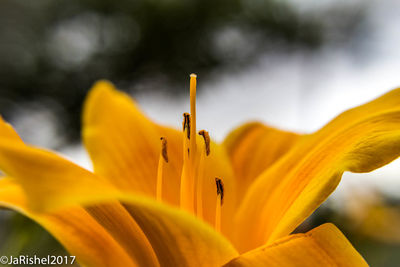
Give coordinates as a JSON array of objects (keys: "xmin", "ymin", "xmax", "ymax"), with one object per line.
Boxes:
[
  {"xmin": 215, "ymin": 177, "xmax": 224, "ymax": 206},
  {"xmin": 160, "ymin": 137, "xmax": 168, "ymax": 163},
  {"xmin": 182, "ymin": 113, "xmax": 191, "ymax": 140},
  {"xmin": 199, "ymin": 130, "xmax": 210, "ymax": 156}
]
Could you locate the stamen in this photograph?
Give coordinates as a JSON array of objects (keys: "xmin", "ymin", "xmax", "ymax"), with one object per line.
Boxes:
[
  {"xmin": 157, "ymin": 137, "xmax": 168, "ymax": 201},
  {"xmin": 196, "ymin": 130, "xmax": 210, "ymax": 219},
  {"xmin": 161, "ymin": 137, "xmax": 168, "ymax": 163},
  {"xmin": 215, "ymin": 177, "xmax": 224, "ymax": 205},
  {"xmin": 182, "ymin": 112, "xmax": 191, "ymax": 140},
  {"xmin": 198, "ymin": 130, "xmax": 210, "ymax": 156},
  {"xmin": 180, "ymin": 113, "xmax": 194, "ymax": 211},
  {"xmin": 215, "ymin": 177, "xmax": 224, "ymax": 232}
]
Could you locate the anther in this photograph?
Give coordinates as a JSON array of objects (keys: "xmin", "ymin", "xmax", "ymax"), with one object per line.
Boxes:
[
  {"xmin": 182, "ymin": 113, "xmax": 191, "ymax": 139},
  {"xmin": 160, "ymin": 137, "xmax": 168, "ymax": 163},
  {"xmin": 198, "ymin": 130, "xmax": 210, "ymax": 156},
  {"xmin": 180, "ymin": 113, "xmax": 194, "ymax": 211},
  {"xmin": 157, "ymin": 137, "xmax": 168, "ymax": 201},
  {"xmin": 215, "ymin": 177, "xmax": 224, "ymax": 232},
  {"xmin": 215, "ymin": 177, "xmax": 224, "ymax": 206}
]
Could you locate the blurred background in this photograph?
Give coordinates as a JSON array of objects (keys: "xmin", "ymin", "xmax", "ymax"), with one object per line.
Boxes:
[{"xmin": 1, "ymin": 0, "xmax": 400, "ymax": 265}]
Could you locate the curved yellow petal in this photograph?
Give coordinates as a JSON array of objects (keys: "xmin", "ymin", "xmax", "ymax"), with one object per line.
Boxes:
[
  {"xmin": 0, "ymin": 176, "xmax": 238, "ymax": 267},
  {"xmin": 0, "ymin": 132, "xmax": 159, "ymax": 265},
  {"xmin": 223, "ymin": 122, "xmax": 300, "ymax": 201},
  {"xmin": 224, "ymin": 224, "xmax": 367, "ymax": 267},
  {"xmin": 0, "ymin": 178, "xmax": 137, "ymax": 267},
  {"xmin": 0, "ymin": 139, "xmax": 120, "ymax": 212},
  {"xmin": 235, "ymin": 88, "xmax": 400, "ymax": 252},
  {"xmin": 121, "ymin": 195, "xmax": 238, "ymax": 267},
  {"xmin": 82, "ymin": 81, "xmax": 183, "ymax": 205},
  {"xmin": 85, "ymin": 203, "xmax": 159, "ymax": 266}
]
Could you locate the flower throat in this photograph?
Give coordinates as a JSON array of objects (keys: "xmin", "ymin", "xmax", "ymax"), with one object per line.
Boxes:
[{"xmin": 156, "ymin": 74, "xmax": 224, "ymax": 231}]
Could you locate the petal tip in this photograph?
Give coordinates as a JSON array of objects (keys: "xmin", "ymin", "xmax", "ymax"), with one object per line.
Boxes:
[
  {"xmin": 89, "ymin": 80, "xmax": 117, "ymax": 98},
  {"xmin": 83, "ymin": 80, "xmax": 119, "ymax": 124}
]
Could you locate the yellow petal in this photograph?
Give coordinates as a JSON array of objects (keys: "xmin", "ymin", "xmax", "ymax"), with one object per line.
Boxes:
[
  {"xmin": 85, "ymin": 203, "xmax": 159, "ymax": 266},
  {"xmin": 224, "ymin": 223, "xmax": 367, "ymax": 267},
  {"xmin": 82, "ymin": 80, "xmax": 183, "ymax": 205},
  {"xmin": 122, "ymin": 195, "xmax": 238, "ymax": 266},
  {"xmin": 0, "ymin": 139, "xmax": 120, "ymax": 212},
  {"xmin": 235, "ymin": 88, "xmax": 400, "ymax": 252},
  {"xmin": 0, "ymin": 127, "xmax": 159, "ymax": 265},
  {"xmin": 0, "ymin": 177, "xmax": 238, "ymax": 267},
  {"xmin": 0, "ymin": 178, "xmax": 137, "ymax": 267},
  {"xmin": 223, "ymin": 122, "xmax": 300, "ymax": 201}
]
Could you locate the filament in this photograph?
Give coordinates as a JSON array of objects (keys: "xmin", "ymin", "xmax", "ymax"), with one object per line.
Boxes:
[{"xmin": 215, "ymin": 198, "xmax": 221, "ymax": 232}]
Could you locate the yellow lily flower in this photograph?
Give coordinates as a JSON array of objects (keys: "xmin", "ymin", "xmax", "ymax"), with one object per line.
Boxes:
[{"xmin": 1, "ymin": 74, "xmax": 400, "ymax": 266}]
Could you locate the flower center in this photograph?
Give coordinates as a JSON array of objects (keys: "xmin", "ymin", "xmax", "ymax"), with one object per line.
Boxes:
[{"xmin": 156, "ymin": 74, "xmax": 224, "ymax": 231}]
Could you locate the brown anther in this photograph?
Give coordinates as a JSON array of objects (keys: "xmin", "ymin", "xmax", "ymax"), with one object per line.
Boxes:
[
  {"xmin": 215, "ymin": 177, "xmax": 224, "ymax": 205},
  {"xmin": 198, "ymin": 130, "xmax": 210, "ymax": 156},
  {"xmin": 182, "ymin": 113, "xmax": 191, "ymax": 139},
  {"xmin": 160, "ymin": 137, "xmax": 168, "ymax": 163}
]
